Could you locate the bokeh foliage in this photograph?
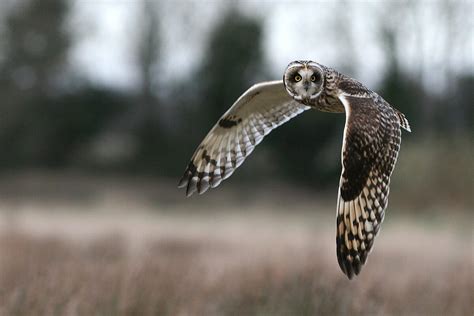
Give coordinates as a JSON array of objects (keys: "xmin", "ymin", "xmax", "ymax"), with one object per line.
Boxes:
[{"xmin": 0, "ymin": 0, "xmax": 471, "ymax": 188}]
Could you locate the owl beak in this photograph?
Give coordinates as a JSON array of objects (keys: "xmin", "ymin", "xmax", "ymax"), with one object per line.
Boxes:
[{"xmin": 303, "ymin": 81, "xmax": 310, "ymax": 91}]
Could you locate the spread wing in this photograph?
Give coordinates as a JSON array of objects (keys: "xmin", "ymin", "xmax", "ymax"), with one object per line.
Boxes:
[
  {"xmin": 178, "ymin": 80, "xmax": 310, "ymax": 196},
  {"xmin": 335, "ymin": 86, "xmax": 410, "ymax": 279}
]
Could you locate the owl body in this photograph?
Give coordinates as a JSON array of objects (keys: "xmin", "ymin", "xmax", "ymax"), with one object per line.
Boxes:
[
  {"xmin": 311, "ymin": 63, "xmax": 345, "ymax": 113},
  {"xmin": 179, "ymin": 60, "xmax": 410, "ymax": 279}
]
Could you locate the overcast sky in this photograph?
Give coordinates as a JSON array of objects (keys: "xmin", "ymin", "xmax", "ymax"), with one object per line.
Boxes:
[{"xmin": 69, "ymin": 0, "xmax": 473, "ymax": 92}]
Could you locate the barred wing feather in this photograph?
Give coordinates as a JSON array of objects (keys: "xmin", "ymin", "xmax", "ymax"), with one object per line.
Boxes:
[
  {"xmin": 335, "ymin": 93, "xmax": 406, "ymax": 279},
  {"xmin": 178, "ymin": 80, "xmax": 310, "ymax": 196}
]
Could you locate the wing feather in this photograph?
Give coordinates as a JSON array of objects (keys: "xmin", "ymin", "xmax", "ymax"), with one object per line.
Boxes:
[
  {"xmin": 336, "ymin": 91, "xmax": 408, "ymax": 279},
  {"xmin": 179, "ymin": 81, "xmax": 309, "ymax": 196}
]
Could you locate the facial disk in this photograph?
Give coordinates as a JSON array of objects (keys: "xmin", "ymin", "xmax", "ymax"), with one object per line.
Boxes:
[{"xmin": 283, "ymin": 61, "xmax": 324, "ymax": 104}]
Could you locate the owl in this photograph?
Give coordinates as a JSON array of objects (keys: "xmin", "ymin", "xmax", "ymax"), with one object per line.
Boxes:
[{"xmin": 178, "ymin": 61, "xmax": 411, "ymax": 279}]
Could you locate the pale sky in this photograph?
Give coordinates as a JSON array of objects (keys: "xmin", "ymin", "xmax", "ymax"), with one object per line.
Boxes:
[{"xmin": 69, "ymin": 0, "xmax": 473, "ymax": 92}]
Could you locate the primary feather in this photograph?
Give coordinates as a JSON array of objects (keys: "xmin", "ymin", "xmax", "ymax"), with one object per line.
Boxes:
[{"xmin": 178, "ymin": 81, "xmax": 309, "ymax": 196}]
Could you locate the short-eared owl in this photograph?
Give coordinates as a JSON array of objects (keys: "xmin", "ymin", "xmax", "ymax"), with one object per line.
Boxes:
[{"xmin": 179, "ymin": 61, "xmax": 411, "ymax": 279}]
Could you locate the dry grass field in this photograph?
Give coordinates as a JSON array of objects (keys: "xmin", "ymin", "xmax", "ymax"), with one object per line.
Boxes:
[{"xmin": 0, "ymin": 172, "xmax": 472, "ymax": 315}]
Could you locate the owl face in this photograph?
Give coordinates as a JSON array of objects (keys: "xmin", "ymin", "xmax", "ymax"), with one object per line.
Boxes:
[{"xmin": 283, "ymin": 61, "xmax": 324, "ymax": 104}]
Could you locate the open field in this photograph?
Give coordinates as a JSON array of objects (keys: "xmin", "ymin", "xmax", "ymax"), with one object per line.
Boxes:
[{"xmin": 0, "ymin": 172, "xmax": 472, "ymax": 315}]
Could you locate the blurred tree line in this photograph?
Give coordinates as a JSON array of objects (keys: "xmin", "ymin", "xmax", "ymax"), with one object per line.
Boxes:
[{"xmin": 0, "ymin": 0, "xmax": 471, "ymax": 188}]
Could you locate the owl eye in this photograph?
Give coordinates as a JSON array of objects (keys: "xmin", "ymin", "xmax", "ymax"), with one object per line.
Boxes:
[
  {"xmin": 310, "ymin": 75, "xmax": 316, "ymax": 82},
  {"xmin": 294, "ymin": 75, "xmax": 302, "ymax": 82}
]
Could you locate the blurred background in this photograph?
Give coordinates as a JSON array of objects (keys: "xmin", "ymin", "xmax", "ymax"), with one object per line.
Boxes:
[{"xmin": 0, "ymin": 0, "xmax": 472, "ymax": 315}]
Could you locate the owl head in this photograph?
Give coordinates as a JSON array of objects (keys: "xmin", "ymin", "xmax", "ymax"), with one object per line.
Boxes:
[{"xmin": 283, "ymin": 61, "xmax": 324, "ymax": 104}]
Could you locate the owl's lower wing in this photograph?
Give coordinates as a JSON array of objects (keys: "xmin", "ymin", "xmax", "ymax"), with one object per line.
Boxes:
[
  {"xmin": 178, "ymin": 80, "xmax": 309, "ymax": 196},
  {"xmin": 336, "ymin": 93, "xmax": 407, "ymax": 279}
]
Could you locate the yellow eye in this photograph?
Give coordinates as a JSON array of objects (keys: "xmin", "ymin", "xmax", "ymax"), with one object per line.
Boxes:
[
  {"xmin": 310, "ymin": 75, "xmax": 316, "ymax": 82},
  {"xmin": 294, "ymin": 75, "xmax": 302, "ymax": 82}
]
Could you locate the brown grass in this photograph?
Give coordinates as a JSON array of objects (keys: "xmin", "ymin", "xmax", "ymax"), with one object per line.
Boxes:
[
  {"xmin": 1, "ymin": 217, "xmax": 472, "ymax": 316},
  {"xmin": 0, "ymin": 170, "xmax": 472, "ymax": 315}
]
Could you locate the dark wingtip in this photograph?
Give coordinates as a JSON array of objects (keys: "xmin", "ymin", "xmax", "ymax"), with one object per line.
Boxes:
[
  {"xmin": 344, "ymin": 261, "xmax": 355, "ymax": 280},
  {"xmin": 185, "ymin": 188, "xmax": 194, "ymax": 197},
  {"xmin": 343, "ymin": 258, "xmax": 363, "ymax": 280},
  {"xmin": 179, "ymin": 159, "xmax": 221, "ymax": 197},
  {"xmin": 177, "ymin": 176, "xmax": 188, "ymax": 188},
  {"xmin": 178, "ymin": 162, "xmax": 197, "ymax": 196},
  {"xmin": 185, "ymin": 176, "xmax": 197, "ymax": 197},
  {"xmin": 337, "ymin": 246, "xmax": 361, "ymax": 280}
]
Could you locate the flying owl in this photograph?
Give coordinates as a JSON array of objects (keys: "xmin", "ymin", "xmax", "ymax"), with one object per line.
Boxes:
[{"xmin": 178, "ymin": 61, "xmax": 411, "ymax": 279}]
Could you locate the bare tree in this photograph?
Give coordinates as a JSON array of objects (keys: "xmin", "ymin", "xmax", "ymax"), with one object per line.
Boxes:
[{"xmin": 136, "ymin": 0, "xmax": 161, "ymax": 122}]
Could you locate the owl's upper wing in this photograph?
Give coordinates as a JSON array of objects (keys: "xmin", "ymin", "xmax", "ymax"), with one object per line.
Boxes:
[
  {"xmin": 335, "ymin": 83, "xmax": 409, "ymax": 279},
  {"xmin": 178, "ymin": 80, "xmax": 310, "ymax": 196}
]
